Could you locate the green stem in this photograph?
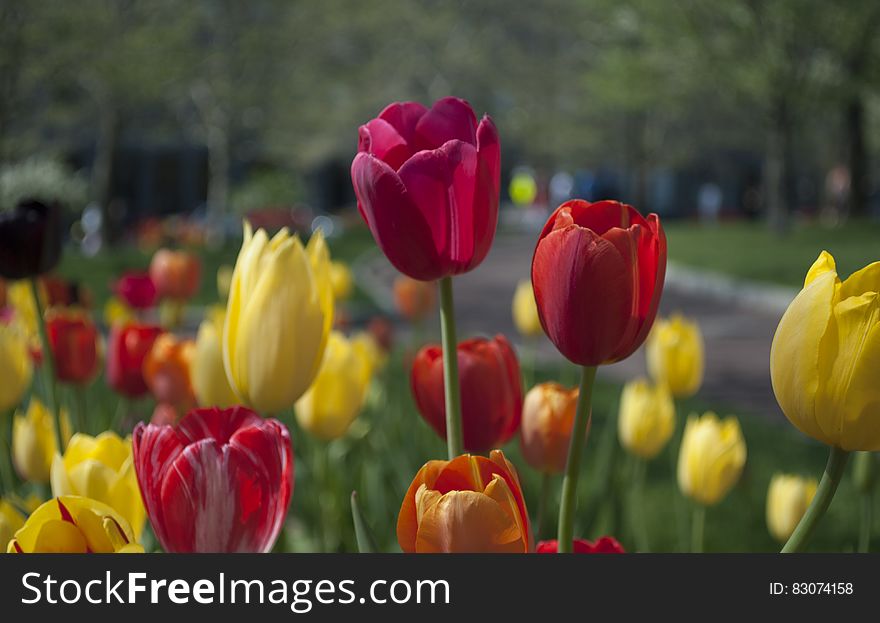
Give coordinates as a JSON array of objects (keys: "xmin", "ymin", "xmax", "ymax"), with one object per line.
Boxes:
[
  {"xmin": 858, "ymin": 491, "xmax": 872, "ymax": 553},
  {"xmin": 438, "ymin": 277, "xmax": 463, "ymax": 458},
  {"xmin": 781, "ymin": 446, "xmax": 850, "ymax": 553},
  {"xmin": 30, "ymin": 278, "xmax": 65, "ymax": 451},
  {"xmin": 556, "ymin": 365, "xmax": 597, "ymax": 553},
  {"xmin": 74, "ymin": 386, "xmax": 88, "ymax": 435},
  {"xmin": 535, "ymin": 472, "xmax": 552, "ymax": 540},
  {"xmin": 0, "ymin": 409, "xmax": 14, "ymax": 494},
  {"xmin": 670, "ymin": 400, "xmax": 689, "ymax": 552},
  {"xmin": 632, "ymin": 457, "xmax": 650, "ymax": 552},
  {"xmin": 691, "ymin": 504, "xmax": 706, "ymax": 553}
]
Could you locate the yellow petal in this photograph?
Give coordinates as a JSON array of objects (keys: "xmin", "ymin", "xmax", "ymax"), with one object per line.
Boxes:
[
  {"xmin": 32, "ymin": 519, "xmax": 88, "ymax": 553},
  {"xmin": 804, "ymin": 250, "xmax": 837, "ymax": 287}
]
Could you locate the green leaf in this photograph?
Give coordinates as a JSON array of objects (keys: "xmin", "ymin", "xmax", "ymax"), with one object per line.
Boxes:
[{"xmin": 350, "ymin": 490, "xmax": 379, "ymax": 553}]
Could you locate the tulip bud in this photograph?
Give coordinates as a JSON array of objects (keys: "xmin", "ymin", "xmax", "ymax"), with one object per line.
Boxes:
[
  {"xmin": 46, "ymin": 309, "xmax": 100, "ymax": 385},
  {"xmin": 393, "ymin": 275, "xmax": 436, "ymax": 323},
  {"xmin": 50, "ymin": 432, "xmax": 146, "ymax": 537},
  {"xmin": 0, "ymin": 319, "xmax": 33, "ymax": 413},
  {"xmin": 295, "ymin": 331, "xmax": 372, "ymax": 440},
  {"xmin": 142, "ymin": 333, "xmax": 196, "ymax": 409},
  {"xmin": 190, "ymin": 308, "xmax": 238, "ymax": 408},
  {"xmin": 113, "ymin": 272, "xmax": 158, "ymax": 310},
  {"xmin": 397, "ymin": 450, "xmax": 530, "ymax": 553},
  {"xmin": 0, "ymin": 199, "xmax": 62, "ymax": 280},
  {"xmin": 12, "ymin": 400, "xmax": 72, "ymax": 483},
  {"xmin": 519, "ymin": 382, "xmax": 579, "ymax": 474},
  {"xmin": 677, "ymin": 412, "xmax": 746, "ymax": 506},
  {"xmin": 223, "ymin": 222, "xmax": 334, "ymax": 414},
  {"xmin": 216, "ymin": 264, "xmax": 234, "ymax": 300},
  {"xmin": 0, "ymin": 500, "xmax": 26, "ymax": 552},
  {"xmin": 532, "ymin": 200, "xmax": 666, "ymax": 366},
  {"xmin": 329, "ymin": 261, "xmax": 354, "ymax": 301},
  {"xmin": 106, "ymin": 323, "xmax": 163, "ymax": 398},
  {"xmin": 512, "ymin": 280, "xmax": 543, "ymax": 338},
  {"xmin": 7, "ymin": 496, "xmax": 143, "ymax": 553},
  {"xmin": 103, "ymin": 296, "xmax": 136, "ymax": 327},
  {"xmin": 771, "ymin": 251, "xmax": 880, "ymax": 451},
  {"xmin": 646, "ymin": 314, "xmax": 704, "ymax": 398},
  {"xmin": 618, "ymin": 379, "xmax": 675, "ymax": 460},
  {"xmin": 766, "ymin": 473, "xmax": 817, "ymax": 542},
  {"xmin": 149, "ymin": 248, "xmax": 201, "ymax": 301}
]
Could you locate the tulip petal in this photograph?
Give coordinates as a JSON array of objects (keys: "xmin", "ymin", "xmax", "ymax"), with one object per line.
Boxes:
[
  {"xmin": 397, "ymin": 460, "xmax": 449, "ymax": 553},
  {"xmin": 351, "ymin": 152, "xmax": 445, "ymax": 280},
  {"xmin": 414, "ymin": 96, "xmax": 478, "ymax": 150},
  {"xmin": 376, "ymin": 100, "xmax": 428, "ymax": 151},
  {"xmin": 414, "ymin": 490, "xmax": 523, "ymax": 553}
]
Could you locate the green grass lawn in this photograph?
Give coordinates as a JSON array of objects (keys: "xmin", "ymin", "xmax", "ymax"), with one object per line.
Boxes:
[{"xmin": 664, "ymin": 218, "xmax": 880, "ymax": 287}]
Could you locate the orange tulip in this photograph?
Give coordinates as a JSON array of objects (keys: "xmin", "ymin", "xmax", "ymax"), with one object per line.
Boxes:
[
  {"xmin": 393, "ymin": 276, "xmax": 436, "ymax": 322},
  {"xmin": 397, "ymin": 450, "xmax": 531, "ymax": 553},
  {"xmin": 519, "ymin": 382, "xmax": 580, "ymax": 474},
  {"xmin": 149, "ymin": 249, "xmax": 201, "ymax": 301},
  {"xmin": 142, "ymin": 333, "xmax": 196, "ymax": 409}
]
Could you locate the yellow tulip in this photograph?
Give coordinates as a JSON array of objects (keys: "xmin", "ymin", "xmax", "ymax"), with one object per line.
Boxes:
[
  {"xmin": 512, "ymin": 280, "xmax": 543, "ymax": 338},
  {"xmin": 191, "ymin": 307, "xmax": 238, "ymax": 408},
  {"xmin": 216, "ymin": 264, "xmax": 234, "ymax": 300},
  {"xmin": 50, "ymin": 432, "xmax": 146, "ymax": 537},
  {"xmin": 329, "ymin": 261, "xmax": 354, "ymax": 301},
  {"xmin": 766, "ymin": 473, "xmax": 817, "ymax": 542},
  {"xmin": 0, "ymin": 319, "xmax": 32, "ymax": 413},
  {"xmin": 618, "ymin": 378, "xmax": 675, "ymax": 460},
  {"xmin": 7, "ymin": 280, "xmax": 44, "ymax": 340},
  {"xmin": 295, "ymin": 331, "xmax": 371, "ymax": 440},
  {"xmin": 646, "ymin": 314, "xmax": 704, "ymax": 398},
  {"xmin": 677, "ymin": 412, "xmax": 746, "ymax": 506},
  {"xmin": 7, "ymin": 496, "xmax": 142, "ymax": 553},
  {"xmin": 0, "ymin": 499, "xmax": 25, "ymax": 553},
  {"xmin": 103, "ymin": 296, "xmax": 135, "ymax": 327},
  {"xmin": 351, "ymin": 330, "xmax": 386, "ymax": 380},
  {"xmin": 223, "ymin": 222, "xmax": 334, "ymax": 414},
  {"xmin": 12, "ymin": 399, "xmax": 72, "ymax": 484},
  {"xmin": 771, "ymin": 251, "xmax": 880, "ymax": 451}
]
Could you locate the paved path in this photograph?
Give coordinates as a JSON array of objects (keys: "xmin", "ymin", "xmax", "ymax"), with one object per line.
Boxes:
[{"xmin": 357, "ymin": 231, "xmax": 795, "ymax": 421}]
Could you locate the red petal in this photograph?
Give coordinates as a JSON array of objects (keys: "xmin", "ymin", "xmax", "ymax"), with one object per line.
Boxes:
[
  {"xmin": 414, "ymin": 96, "xmax": 477, "ymax": 150},
  {"xmin": 177, "ymin": 405, "xmax": 262, "ymax": 446},
  {"xmin": 377, "ymin": 101, "xmax": 428, "ymax": 150},
  {"xmin": 358, "ymin": 119, "xmax": 412, "ymax": 171},
  {"xmin": 132, "ymin": 421, "xmax": 185, "ymax": 548}
]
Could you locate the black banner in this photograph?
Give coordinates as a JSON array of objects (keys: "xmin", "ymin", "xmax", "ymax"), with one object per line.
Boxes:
[{"xmin": 0, "ymin": 554, "xmax": 876, "ymax": 620}]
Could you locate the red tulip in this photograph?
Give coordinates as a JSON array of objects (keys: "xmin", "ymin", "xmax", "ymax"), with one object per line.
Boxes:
[
  {"xmin": 149, "ymin": 249, "xmax": 201, "ymax": 301},
  {"xmin": 46, "ymin": 309, "xmax": 100, "ymax": 384},
  {"xmin": 411, "ymin": 334, "xmax": 522, "ymax": 452},
  {"xmin": 532, "ymin": 199, "xmax": 666, "ymax": 366},
  {"xmin": 133, "ymin": 406, "xmax": 293, "ymax": 553},
  {"xmin": 114, "ymin": 272, "xmax": 158, "ymax": 310},
  {"xmin": 106, "ymin": 323, "xmax": 163, "ymax": 397},
  {"xmin": 351, "ymin": 96, "xmax": 501, "ymax": 281},
  {"xmin": 536, "ymin": 536, "xmax": 625, "ymax": 553}
]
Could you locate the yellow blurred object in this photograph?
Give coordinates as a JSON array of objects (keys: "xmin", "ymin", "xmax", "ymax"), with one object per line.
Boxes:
[
  {"xmin": 618, "ymin": 378, "xmax": 675, "ymax": 460},
  {"xmin": 191, "ymin": 307, "xmax": 239, "ymax": 408},
  {"xmin": 509, "ymin": 170, "xmax": 538, "ymax": 206},
  {"xmin": 223, "ymin": 222, "xmax": 334, "ymax": 413},
  {"xmin": 12, "ymin": 400, "xmax": 72, "ymax": 484},
  {"xmin": 646, "ymin": 314, "xmax": 704, "ymax": 398},
  {"xmin": 50, "ymin": 432, "xmax": 146, "ymax": 538},
  {"xmin": 0, "ymin": 318, "xmax": 33, "ymax": 413},
  {"xmin": 7, "ymin": 280, "xmax": 44, "ymax": 340},
  {"xmin": 329, "ymin": 261, "xmax": 354, "ymax": 301},
  {"xmin": 350, "ymin": 330, "xmax": 386, "ymax": 380},
  {"xmin": 103, "ymin": 296, "xmax": 136, "ymax": 328},
  {"xmin": 216, "ymin": 264, "xmax": 234, "ymax": 300},
  {"xmin": 771, "ymin": 251, "xmax": 880, "ymax": 451},
  {"xmin": 512, "ymin": 280, "xmax": 543, "ymax": 338},
  {"xmin": 0, "ymin": 499, "xmax": 25, "ymax": 553},
  {"xmin": 677, "ymin": 412, "xmax": 746, "ymax": 506},
  {"xmin": 295, "ymin": 331, "xmax": 372, "ymax": 440},
  {"xmin": 7, "ymin": 496, "xmax": 142, "ymax": 553},
  {"xmin": 765, "ymin": 473, "xmax": 817, "ymax": 543}
]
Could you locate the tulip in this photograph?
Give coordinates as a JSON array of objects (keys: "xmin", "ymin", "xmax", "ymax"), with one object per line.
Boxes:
[
  {"xmin": 50, "ymin": 432, "xmax": 146, "ymax": 537},
  {"xmin": 42, "ymin": 275, "xmax": 89, "ymax": 308},
  {"xmin": 0, "ymin": 499, "xmax": 25, "ymax": 552},
  {"xmin": 106, "ymin": 323, "xmax": 163, "ymax": 398},
  {"xmin": 329, "ymin": 261, "xmax": 354, "ymax": 301},
  {"xmin": 103, "ymin": 296, "xmax": 135, "ymax": 327},
  {"xmin": 770, "ymin": 251, "xmax": 880, "ymax": 552},
  {"xmin": 295, "ymin": 331, "xmax": 372, "ymax": 440},
  {"xmin": 133, "ymin": 406, "xmax": 293, "ymax": 553},
  {"xmin": 45, "ymin": 309, "xmax": 100, "ymax": 385},
  {"xmin": 0, "ymin": 319, "xmax": 32, "ymax": 413},
  {"xmin": 519, "ymin": 382, "xmax": 579, "ymax": 474},
  {"xmin": 0, "ymin": 199, "xmax": 62, "ymax": 280},
  {"xmin": 411, "ymin": 334, "xmax": 522, "ymax": 453},
  {"xmin": 351, "ymin": 330, "xmax": 387, "ymax": 379},
  {"xmin": 12, "ymin": 400, "xmax": 72, "ymax": 483},
  {"xmin": 149, "ymin": 248, "xmax": 201, "ymax": 301},
  {"xmin": 532, "ymin": 199, "xmax": 666, "ymax": 367},
  {"xmin": 190, "ymin": 308, "xmax": 238, "ymax": 408},
  {"xmin": 113, "ymin": 272, "xmax": 158, "ymax": 310},
  {"xmin": 216, "ymin": 264, "xmax": 234, "ymax": 300},
  {"xmin": 766, "ymin": 474, "xmax": 817, "ymax": 543},
  {"xmin": 6, "ymin": 279, "xmax": 42, "ymax": 343},
  {"xmin": 677, "ymin": 412, "xmax": 746, "ymax": 506},
  {"xmin": 397, "ymin": 450, "xmax": 530, "ymax": 553},
  {"xmin": 142, "ymin": 333, "xmax": 196, "ymax": 409},
  {"xmin": 617, "ymin": 379, "xmax": 675, "ymax": 460},
  {"xmin": 351, "ymin": 97, "xmax": 500, "ymax": 281},
  {"xmin": 393, "ymin": 275, "xmax": 437, "ymax": 323},
  {"xmin": 646, "ymin": 314, "xmax": 704, "ymax": 398},
  {"xmin": 223, "ymin": 222, "xmax": 333, "ymax": 414},
  {"xmin": 512, "ymin": 280, "xmax": 542, "ymax": 338},
  {"xmin": 535, "ymin": 536, "xmax": 624, "ymax": 553},
  {"xmin": 7, "ymin": 496, "xmax": 142, "ymax": 553}
]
